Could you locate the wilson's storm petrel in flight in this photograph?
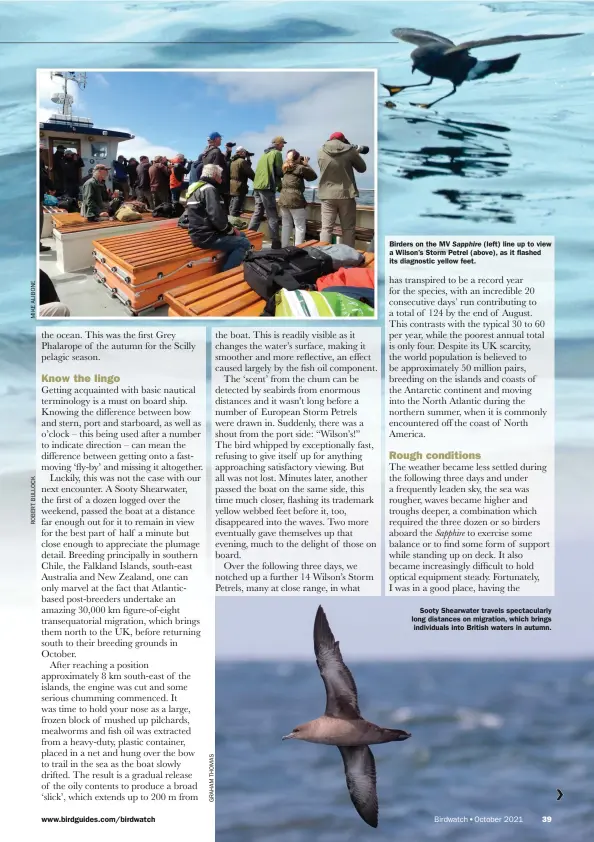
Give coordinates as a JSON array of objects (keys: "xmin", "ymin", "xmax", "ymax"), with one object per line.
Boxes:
[
  {"xmin": 383, "ymin": 28, "xmax": 582, "ymax": 108},
  {"xmin": 282, "ymin": 606, "xmax": 411, "ymax": 828}
]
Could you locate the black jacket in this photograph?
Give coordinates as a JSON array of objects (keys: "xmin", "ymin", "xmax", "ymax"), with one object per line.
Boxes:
[
  {"xmin": 136, "ymin": 161, "xmax": 151, "ymax": 191},
  {"xmin": 201, "ymin": 145, "xmax": 230, "ymax": 193},
  {"xmin": 61, "ymin": 157, "xmax": 83, "ymax": 185},
  {"xmin": 186, "ymin": 176, "xmax": 233, "ymax": 248},
  {"xmin": 40, "ymin": 163, "xmax": 53, "ymax": 201},
  {"xmin": 171, "ymin": 160, "xmax": 190, "ymax": 185},
  {"xmin": 127, "ymin": 161, "xmax": 139, "ymax": 187},
  {"xmin": 40, "ymin": 270, "xmax": 59, "ymax": 305}
]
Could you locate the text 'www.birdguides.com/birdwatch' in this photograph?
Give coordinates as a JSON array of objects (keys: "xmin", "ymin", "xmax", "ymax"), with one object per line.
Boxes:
[{"xmin": 14, "ymin": 3, "xmax": 594, "ymax": 842}]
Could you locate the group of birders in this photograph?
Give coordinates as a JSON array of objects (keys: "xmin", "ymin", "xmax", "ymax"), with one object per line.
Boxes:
[
  {"xmin": 40, "ymin": 130, "xmax": 369, "ymax": 277},
  {"xmin": 183, "ymin": 130, "xmax": 369, "ymax": 272}
]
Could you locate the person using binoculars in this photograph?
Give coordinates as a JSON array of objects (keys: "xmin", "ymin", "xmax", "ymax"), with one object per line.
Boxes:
[
  {"xmin": 317, "ymin": 131, "xmax": 368, "ymax": 248},
  {"xmin": 112, "ymin": 154, "xmax": 131, "ymax": 200},
  {"xmin": 278, "ymin": 150, "xmax": 317, "ymax": 247},
  {"xmin": 199, "ymin": 133, "xmax": 235, "ymax": 212}
]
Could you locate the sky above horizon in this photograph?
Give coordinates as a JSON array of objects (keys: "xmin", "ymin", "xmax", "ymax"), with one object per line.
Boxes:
[{"xmin": 38, "ymin": 70, "xmax": 375, "ymax": 187}]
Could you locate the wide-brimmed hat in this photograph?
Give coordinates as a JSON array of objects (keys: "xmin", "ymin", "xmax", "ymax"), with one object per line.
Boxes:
[{"xmin": 271, "ymin": 136, "xmax": 286, "ymax": 145}]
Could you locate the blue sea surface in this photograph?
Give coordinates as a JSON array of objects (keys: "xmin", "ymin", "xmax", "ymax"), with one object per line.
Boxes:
[{"xmin": 216, "ymin": 660, "xmax": 594, "ymax": 841}]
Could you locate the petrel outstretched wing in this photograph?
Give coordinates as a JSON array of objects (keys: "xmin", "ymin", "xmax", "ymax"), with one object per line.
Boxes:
[
  {"xmin": 391, "ymin": 27, "xmax": 455, "ymax": 47},
  {"xmin": 314, "ymin": 605, "xmax": 361, "ymax": 719},
  {"xmin": 445, "ymin": 32, "xmax": 582, "ymax": 54},
  {"xmin": 338, "ymin": 745, "xmax": 378, "ymax": 828}
]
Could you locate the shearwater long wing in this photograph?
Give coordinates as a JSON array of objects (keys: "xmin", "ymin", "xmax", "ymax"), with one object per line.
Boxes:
[
  {"xmin": 391, "ymin": 27, "xmax": 455, "ymax": 47},
  {"xmin": 445, "ymin": 32, "xmax": 582, "ymax": 54},
  {"xmin": 314, "ymin": 605, "xmax": 361, "ymax": 719},
  {"xmin": 338, "ymin": 746, "xmax": 379, "ymax": 828}
]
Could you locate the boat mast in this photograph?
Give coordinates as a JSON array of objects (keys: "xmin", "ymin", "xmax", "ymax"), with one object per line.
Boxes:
[{"xmin": 50, "ymin": 71, "xmax": 87, "ymax": 123}]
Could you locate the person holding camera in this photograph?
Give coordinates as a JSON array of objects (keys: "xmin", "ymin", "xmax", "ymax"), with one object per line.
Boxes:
[
  {"xmin": 126, "ymin": 157, "xmax": 139, "ymax": 196},
  {"xmin": 248, "ymin": 136, "xmax": 286, "ymax": 249},
  {"xmin": 199, "ymin": 133, "xmax": 234, "ymax": 211},
  {"xmin": 317, "ymin": 131, "xmax": 368, "ymax": 248},
  {"xmin": 112, "ymin": 154, "xmax": 130, "ymax": 200},
  {"xmin": 229, "ymin": 146, "xmax": 255, "ymax": 218},
  {"xmin": 61, "ymin": 150, "xmax": 85, "ymax": 200},
  {"xmin": 136, "ymin": 156, "xmax": 152, "ymax": 205},
  {"xmin": 278, "ymin": 149, "xmax": 317, "ymax": 247},
  {"xmin": 148, "ymin": 156, "xmax": 170, "ymax": 208},
  {"xmin": 169, "ymin": 153, "xmax": 190, "ymax": 203}
]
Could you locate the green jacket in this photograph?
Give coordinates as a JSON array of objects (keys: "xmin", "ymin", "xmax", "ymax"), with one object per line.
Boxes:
[
  {"xmin": 81, "ymin": 177, "xmax": 106, "ymax": 219},
  {"xmin": 252, "ymin": 147, "xmax": 283, "ymax": 192}
]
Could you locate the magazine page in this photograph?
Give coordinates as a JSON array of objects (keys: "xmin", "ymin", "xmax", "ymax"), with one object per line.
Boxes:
[{"xmin": 1, "ymin": 1, "xmax": 593, "ymax": 839}]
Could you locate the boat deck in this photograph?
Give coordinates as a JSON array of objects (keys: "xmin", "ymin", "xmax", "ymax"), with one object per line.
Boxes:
[{"xmin": 39, "ymin": 199, "xmax": 375, "ymax": 318}]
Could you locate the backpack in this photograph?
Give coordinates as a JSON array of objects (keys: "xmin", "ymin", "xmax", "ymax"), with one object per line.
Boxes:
[
  {"xmin": 107, "ymin": 197, "xmax": 124, "ymax": 217},
  {"xmin": 244, "ymin": 246, "xmax": 334, "ymax": 302},
  {"xmin": 304, "ymin": 244, "xmax": 365, "ymax": 270},
  {"xmin": 57, "ymin": 197, "xmax": 78, "ymax": 212},
  {"xmin": 115, "ymin": 205, "xmax": 142, "ymax": 222},
  {"xmin": 152, "ymin": 201, "xmax": 184, "ymax": 219}
]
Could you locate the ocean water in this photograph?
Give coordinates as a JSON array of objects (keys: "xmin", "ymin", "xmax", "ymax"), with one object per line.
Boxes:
[
  {"xmin": 302, "ymin": 188, "xmax": 375, "ymax": 206},
  {"xmin": 246, "ymin": 188, "xmax": 374, "ymax": 206},
  {"xmin": 216, "ymin": 660, "xmax": 594, "ymax": 841}
]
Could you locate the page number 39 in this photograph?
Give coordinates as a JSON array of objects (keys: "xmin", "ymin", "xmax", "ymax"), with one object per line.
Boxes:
[{"xmin": 542, "ymin": 816, "xmax": 552, "ymax": 822}]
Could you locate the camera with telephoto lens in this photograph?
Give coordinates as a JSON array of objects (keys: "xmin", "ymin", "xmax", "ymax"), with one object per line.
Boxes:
[{"xmin": 355, "ymin": 145, "xmax": 369, "ymax": 154}]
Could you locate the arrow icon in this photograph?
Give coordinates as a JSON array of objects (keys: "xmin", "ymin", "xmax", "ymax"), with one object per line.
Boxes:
[{"xmin": 556, "ymin": 789, "xmax": 563, "ymax": 801}]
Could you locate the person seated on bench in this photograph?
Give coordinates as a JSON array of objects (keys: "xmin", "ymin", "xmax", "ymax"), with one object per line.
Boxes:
[
  {"xmin": 185, "ymin": 163, "xmax": 251, "ymax": 272},
  {"xmin": 80, "ymin": 164, "xmax": 111, "ymax": 222}
]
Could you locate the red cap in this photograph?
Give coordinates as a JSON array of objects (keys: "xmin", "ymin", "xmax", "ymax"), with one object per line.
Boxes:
[{"xmin": 329, "ymin": 132, "xmax": 348, "ymax": 142}]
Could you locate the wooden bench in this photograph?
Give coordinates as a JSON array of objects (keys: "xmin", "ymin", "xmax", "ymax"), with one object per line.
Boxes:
[
  {"xmin": 41, "ymin": 206, "xmax": 67, "ymax": 239},
  {"xmin": 53, "ymin": 211, "xmax": 157, "ymax": 233},
  {"xmin": 53, "ymin": 212, "xmax": 178, "ymax": 273},
  {"xmin": 92, "ymin": 227, "xmax": 264, "ymax": 315},
  {"xmin": 164, "ymin": 241, "xmax": 375, "ymax": 318}
]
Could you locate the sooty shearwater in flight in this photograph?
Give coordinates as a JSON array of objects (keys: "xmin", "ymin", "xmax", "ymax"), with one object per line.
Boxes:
[
  {"xmin": 383, "ymin": 28, "xmax": 583, "ymax": 108},
  {"xmin": 282, "ymin": 605, "xmax": 411, "ymax": 828}
]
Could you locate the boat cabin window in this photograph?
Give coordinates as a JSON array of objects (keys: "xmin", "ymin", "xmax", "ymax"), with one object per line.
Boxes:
[
  {"xmin": 48, "ymin": 139, "xmax": 80, "ymax": 170},
  {"xmin": 90, "ymin": 142, "xmax": 108, "ymax": 159},
  {"xmin": 52, "ymin": 142, "xmax": 79, "ymax": 155}
]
